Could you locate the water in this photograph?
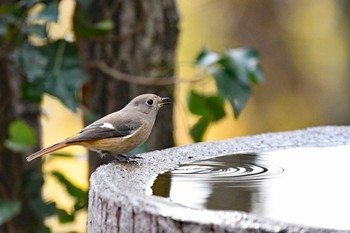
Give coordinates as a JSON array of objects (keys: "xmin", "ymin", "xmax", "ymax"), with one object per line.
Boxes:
[{"xmin": 152, "ymin": 146, "xmax": 350, "ymax": 230}]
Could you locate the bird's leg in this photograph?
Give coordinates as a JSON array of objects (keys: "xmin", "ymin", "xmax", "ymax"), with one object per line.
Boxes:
[
  {"xmin": 127, "ymin": 154, "xmax": 143, "ymax": 160},
  {"xmin": 98, "ymin": 150, "xmax": 112, "ymax": 158},
  {"xmin": 112, "ymin": 153, "xmax": 142, "ymax": 164}
]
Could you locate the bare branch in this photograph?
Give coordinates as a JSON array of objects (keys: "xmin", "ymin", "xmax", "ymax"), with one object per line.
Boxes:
[{"xmin": 88, "ymin": 61, "xmax": 204, "ymax": 86}]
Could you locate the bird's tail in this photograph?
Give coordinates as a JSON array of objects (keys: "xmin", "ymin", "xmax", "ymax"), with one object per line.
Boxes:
[{"xmin": 26, "ymin": 142, "xmax": 69, "ymax": 162}]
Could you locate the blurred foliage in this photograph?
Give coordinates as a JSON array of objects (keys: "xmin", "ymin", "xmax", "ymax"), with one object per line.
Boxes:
[
  {"xmin": 51, "ymin": 171, "xmax": 88, "ymax": 223},
  {"xmin": 0, "ymin": 0, "xmax": 85, "ymax": 111},
  {"xmin": 2, "ymin": 118, "xmax": 87, "ymax": 231},
  {"xmin": 51, "ymin": 171, "xmax": 87, "ymax": 213},
  {"xmin": 188, "ymin": 91, "xmax": 225, "ymax": 142},
  {"xmin": 190, "ymin": 48, "xmax": 263, "ymax": 141},
  {"xmin": 0, "ymin": 199, "xmax": 21, "ymax": 225},
  {"xmin": 1, "ymin": 1, "xmax": 87, "ymax": 230},
  {"xmin": 74, "ymin": 0, "xmax": 115, "ymax": 39},
  {"xmin": 0, "ymin": 0, "xmax": 263, "ymax": 230},
  {"xmin": 0, "ymin": 0, "xmax": 57, "ymax": 44},
  {"xmin": 5, "ymin": 120, "xmax": 36, "ymax": 152},
  {"xmin": 17, "ymin": 40, "xmax": 86, "ymax": 110}
]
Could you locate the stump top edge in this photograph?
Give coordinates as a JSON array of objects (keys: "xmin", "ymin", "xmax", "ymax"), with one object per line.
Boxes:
[{"xmin": 89, "ymin": 126, "xmax": 350, "ymax": 232}]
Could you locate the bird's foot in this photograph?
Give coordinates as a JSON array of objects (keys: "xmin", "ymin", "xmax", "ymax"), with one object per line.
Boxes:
[
  {"xmin": 99, "ymin": 150, "xmax": 112, "ymax": 158},
  {"xmin": 112, "ymin": 154, "xmax": 143, "ymax": 164}
]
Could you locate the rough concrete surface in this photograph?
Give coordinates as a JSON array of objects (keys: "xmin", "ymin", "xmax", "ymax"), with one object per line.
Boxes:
[{"xmin": 87, "ymin": 126, "xmax": 350, "ymax": 233}]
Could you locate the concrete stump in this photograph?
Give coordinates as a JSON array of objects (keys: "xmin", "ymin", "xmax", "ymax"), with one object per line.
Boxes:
[{"xmin": 88, "ymin": 126, "xmax": 350, "ymax": 233}]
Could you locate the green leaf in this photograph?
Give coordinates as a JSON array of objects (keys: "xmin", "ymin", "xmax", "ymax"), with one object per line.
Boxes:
[
  {"xmin": 0, "ymin": 5, "xmax": 22, "ymax": 41},
  {"xmin": 0, "ymin": 4, "xmax": 16, "ymax": 14},
  {"xmin": 0, "ymin": 5, "xmax": 22, "ymax": 24},
  {"xmin": 188, "ymin": 90, "xmax": 225, "ymax": 121},
  {"xmin": 75, "ymin": 20, "xmax": 115, "ymax": 39},
  {"xmin": 74, "ymin": 201, "xmax": 85, "ymax": 212},
  {"xmin": 22, "ymin": 79, "xmax": 44, "ymax": 103},
  {"xmin": 51, "ymin": 171, "xmax": 87, "ymax": 208},
  {"xmin": 17, "ymin": 0, "xmax": 43, "ymax": 8},
  {"xmin": 190, "ymin": 117, "xmax": 210, "ymax": 142},
  {"xmin": 33, "ymin": 2, "xmax": 58, "ymax": 22},
  {"xmin": 26, "ymin": 24, "xmax": 47, "ymax": 38},
  {"xmin": 224, "ymin": 48, "xmax": 264, "ymax": 86},
  {"xmin": 13, "ymin": 40, "xmax": 86, "ymax": 111},
  {"xmin": 0, "ymin": 199, "xmax": 21, "ymax": 225},
  {"xmin": 94, "ymin": 20, "xmax": 114, "ymax": 31},
  {"xmin": 37, "ymin": 225, "xmax": 51, "ymax": 233},
  {"xmin": 13, "ymin": 43, "xmax": 46, "ymax": 103},
  {"xmin": 213, "ymin": 69, "xmax": 251, "ymax": 118},
  {"xmin": 29, "ymin": 199, "xmax": 56, "ymax": 218},
  {"xmin": 5, "ymin": 120, "xmax": 36, "ymax": 152},
  {"xmin": 41, "ymin": 40, "xmax": 86, "ymax": 111},
  {"xmin": 75, "ymin": 0, "xmax": 113, "ymax": 39},
  {"xmin": 56, "ymin": 208, "xmax": 75, "ymax": 223},
  {"xmin": 46, "ymin": 68, "xmax": 85, "ymax": 111},
  {"xmin": 22, "ymin": 169, "xmax": 44, "ymax": 196},
  {"xmin": 195, "ymin": 47, "xmax": 263, "ymax": 118},
  {"xmin": 195, "ymin": 47, "xmax": 220, "ymax": 67},
  {"xmin": 17, "ymin": 40, "xmax": 86, "ymax": 110},
  {"xmin": 16, "ymin": 43, "xmax": 48, "ymax": 82},
  {"xmin": 50, "ymin": 152, "xmax": 75, "ymax": 158}
]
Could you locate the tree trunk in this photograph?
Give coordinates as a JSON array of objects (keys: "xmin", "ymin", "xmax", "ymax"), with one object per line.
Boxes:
[
  {"xmin": 76, "ymin": 0, "xmax": 179, "ymax": 175},
  {"xmin": 0, "ymin": 41, "xmax": 42, "ymax": 232}
]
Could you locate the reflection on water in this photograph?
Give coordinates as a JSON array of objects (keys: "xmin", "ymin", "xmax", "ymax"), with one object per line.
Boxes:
[{"xmin": 152, "ymin": 146, "xmax": 350, "ymax": 230}]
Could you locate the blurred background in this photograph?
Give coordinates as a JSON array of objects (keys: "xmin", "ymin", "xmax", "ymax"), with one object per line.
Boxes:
[
  {"xmin": 175, "ymin": 0, "xmax": 350, "ymax": 143},
  {"xmin": 2, "ymin": 0, "xmax": 350, "ymax": 232},
  {"xmin": 39, "ymin": 0, "xmax": 350, "ymax": 231}
]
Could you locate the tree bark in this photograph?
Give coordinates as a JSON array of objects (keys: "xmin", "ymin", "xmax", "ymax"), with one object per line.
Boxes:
[
  {"xmin": 0, "ymin": 41, "xmax": 42, "ymax": 232},
  {"xmin": 76, "ymin": 0, "xmax": 179, "ymax": 175}
]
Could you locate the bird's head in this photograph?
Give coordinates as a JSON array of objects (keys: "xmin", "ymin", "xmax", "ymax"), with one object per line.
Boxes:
[{"xmin": 127, "ymin": 94, "xmax": 171, "ymax": 115}]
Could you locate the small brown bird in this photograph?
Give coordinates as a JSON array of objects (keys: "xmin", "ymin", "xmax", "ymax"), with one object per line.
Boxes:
[{"xmin": 26, "ymin": 94, "xmax": 171, "ymax": 162}]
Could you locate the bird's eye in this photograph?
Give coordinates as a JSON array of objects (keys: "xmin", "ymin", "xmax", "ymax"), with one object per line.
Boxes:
[{"xmin": 146, "ymin": 99, "xmax": 154, "ymax": 106}]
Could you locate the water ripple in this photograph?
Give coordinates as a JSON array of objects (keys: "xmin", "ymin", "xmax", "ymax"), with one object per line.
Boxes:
[
  {"xmin": 152, "ymin": 147, "xmax": 350, "ymax": 230},
  {"xmin": 169, "ymin": 154, "xmax": 284, "ymax": 185}
]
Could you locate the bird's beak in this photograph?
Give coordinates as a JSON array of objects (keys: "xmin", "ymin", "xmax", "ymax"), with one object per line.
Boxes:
[{"xmin": 159, "ymin": 97, "xmax": 171, "ymax": 107}]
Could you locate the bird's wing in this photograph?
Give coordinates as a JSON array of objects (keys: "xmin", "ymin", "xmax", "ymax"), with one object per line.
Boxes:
[
  {"xmin": 66, "ymin": 121, "xmax": 142, "ymax": 143},
  {"xmin": 26, "ymin": 121, "xmax": 142, "ymax": 162}
]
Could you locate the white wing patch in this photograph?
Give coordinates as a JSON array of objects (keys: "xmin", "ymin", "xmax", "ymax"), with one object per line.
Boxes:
[
  {"xmin": 123, "ymin": 130, "xmax": 136, "ymax": 139},
  {"xmin": 99, "ymin": 122, "xmax": 115, "ymax": 129}
]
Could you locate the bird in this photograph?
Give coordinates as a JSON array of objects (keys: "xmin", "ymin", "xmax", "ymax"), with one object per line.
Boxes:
[{"xmin": 26, "ymin": 94, "xmax": 171, "ymax": 162}]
